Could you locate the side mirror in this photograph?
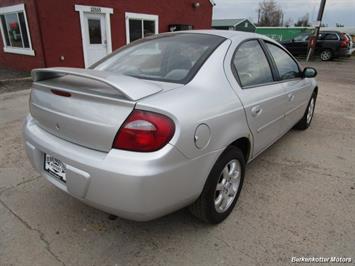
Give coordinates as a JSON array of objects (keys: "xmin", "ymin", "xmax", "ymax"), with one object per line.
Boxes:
[{"xmin": 302, "ymin": 67, "xmax": 317, "ymax": 78}]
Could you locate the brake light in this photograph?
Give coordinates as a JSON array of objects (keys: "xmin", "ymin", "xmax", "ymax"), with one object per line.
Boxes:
[
  {"xmin": 340, "ymin": 33, "xmax": 350, "ymax": 48},
  {"xmin": 340, "ymin": 41, "xmax": 347, "ymax": 48},
  {"xmin": 112, "ymin": 110, "xmax": 175, "ymax": 152}
]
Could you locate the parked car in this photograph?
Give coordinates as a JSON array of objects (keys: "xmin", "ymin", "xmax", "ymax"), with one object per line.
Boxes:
[
  {"xmin": 343, "ymin": 33, "xmax": 354, "ymax": 56},
  {"xmin": 281, "ymin": 31, "xmax": 351, "ymax": 61},
  {"xmin": 24, "ymin": 30, "xmax": 318, "ymax": 224}
]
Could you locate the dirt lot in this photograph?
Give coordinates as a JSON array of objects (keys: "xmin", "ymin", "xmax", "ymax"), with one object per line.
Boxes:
[
  {"xmin": 0, "ymin": 67, "xmax": 31, "ymax": 94},
  {"xmin": 0, "ymin": 58, "xmax": 354, "ymax": 266}
]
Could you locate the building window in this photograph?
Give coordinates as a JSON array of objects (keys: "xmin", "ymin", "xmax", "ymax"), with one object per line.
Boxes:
[
  {"xmin": 125, "ymin": 12, "xmax": 158, "ymax": 44},
  {"xmin": 0, "ymin": 4, "xmax": 34, "ymax": 56},
  {"xmin": 88, "ymin": 19, "xmax": 102, "ymax": 44}
]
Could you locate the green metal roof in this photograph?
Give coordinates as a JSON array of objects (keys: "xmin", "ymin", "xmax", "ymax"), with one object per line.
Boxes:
[{"xmin": 212, "ymin": 19, "xmax": 246, "ymax": 28}]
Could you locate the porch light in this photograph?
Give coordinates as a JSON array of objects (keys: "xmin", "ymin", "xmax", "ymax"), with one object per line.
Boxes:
[{"xmin": 193, "ymin": 2, "xmax": 200, "ymax": 8}]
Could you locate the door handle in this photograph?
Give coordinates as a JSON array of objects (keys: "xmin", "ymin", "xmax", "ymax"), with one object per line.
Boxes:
[
  {"xmin": 288, "ymin": 93, "xmax": 295, "ymax": 102},
  {"xmin": 251, "ymin": 105, "xmax": 262, "ymax": 117}
]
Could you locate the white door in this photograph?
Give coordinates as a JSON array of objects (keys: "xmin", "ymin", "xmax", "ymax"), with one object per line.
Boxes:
[{"xmin": 83, "ymin": 13, "xmax": 107, "ymax": 66}]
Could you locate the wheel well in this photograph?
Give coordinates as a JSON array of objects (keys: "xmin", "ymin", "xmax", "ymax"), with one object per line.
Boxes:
[{"xmin": 230, "ymin": 137, "xmax": 251, "ymax": 162}]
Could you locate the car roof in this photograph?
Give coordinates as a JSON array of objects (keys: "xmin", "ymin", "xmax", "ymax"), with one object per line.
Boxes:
[
  {"xmin": 176, "ymin": 29, "xmax": 261, "ymax": 40},
  {"xmin": 320, "ymin": 31, "xmax": 340, "ymax": 34}
]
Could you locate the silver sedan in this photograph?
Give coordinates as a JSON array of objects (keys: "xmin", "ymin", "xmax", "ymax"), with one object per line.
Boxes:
[{"xmin": 23, "ymin": 30, "xmax": 318, "ymax": 224}]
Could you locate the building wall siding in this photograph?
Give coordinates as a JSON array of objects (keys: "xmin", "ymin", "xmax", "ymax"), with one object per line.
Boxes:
[
  {"xmin": 235, "ymin": 23, "xmax": 256, "ymax": 33},
  {"xmin": 0, "ymin": 0, "xmax": 45, "ymax": 71},
  {"xmin": 0, "ymin": 0, "xmax": 212, "ymax": 71}
]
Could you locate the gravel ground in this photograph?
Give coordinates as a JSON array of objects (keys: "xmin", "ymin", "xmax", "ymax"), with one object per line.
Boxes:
[
  {"xmin": 0, "ymin": 67, "xmax": 31, "ymax": 94},
  {"xmin": 0, "ymin": 67, "xmax": 30, "ymax": 80},
  {"xmin": 0, "ymin": 80, "xmax": 32, "ymax": 94},
  {"xmin": 0, "ymin": 58, "xmax": 354, "ymax": 266}
]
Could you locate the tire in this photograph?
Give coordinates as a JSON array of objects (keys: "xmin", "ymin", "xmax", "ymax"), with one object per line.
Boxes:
[
  {"xmin": 320, "ymin": 49, "xmax": 333, "ymax": 61},
  {"xmin": 294, "ymin": 92, "xmax": 317, "ymax": 130},
  {"xmin": 189, "ymin": 146, "xmax": 245, "ymax": 224}
]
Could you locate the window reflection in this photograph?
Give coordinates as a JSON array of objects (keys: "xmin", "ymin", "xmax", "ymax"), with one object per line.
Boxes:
[
  {"xmin": 0, "ymin": 11, "xmax": 30, "ymax": 49},
  {"xmin": 129, "ymin": 19, "xmax": 156, "ymax": 42}
]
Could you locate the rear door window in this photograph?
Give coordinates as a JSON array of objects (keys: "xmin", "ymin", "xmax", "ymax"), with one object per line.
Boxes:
[
  {"xmin": 266, "ymin": 43, "xmax": 301, "ymax": 80},
  {"xmin": 324, "ymin": 34, "xmax": 339, "ymax": 40},
  {"xmin": 232, "ymin": 40, "xmax": 274, "ymax": 87},
  {"xmin": 319, "ymin": 33, "xmax": 339, "ymax": 41}
]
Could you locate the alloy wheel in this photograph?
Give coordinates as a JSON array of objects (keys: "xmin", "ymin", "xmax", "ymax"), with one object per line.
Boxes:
[
  {"xmin": 321, "ymin": 50, "xmax": 332, "ymax": 61},
  {"xmin": 214, "ymin": 159, "xmax": 241, "ymax": 213}
]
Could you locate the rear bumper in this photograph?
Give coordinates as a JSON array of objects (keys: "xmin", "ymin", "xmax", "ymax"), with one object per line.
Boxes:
[
  {"xmin": 23, "ymin": 115, "xmax": 220, "ymax": 221},
  {"xmin": 335, "ymin": 48, "xmax": 350, "ymax": 57}
]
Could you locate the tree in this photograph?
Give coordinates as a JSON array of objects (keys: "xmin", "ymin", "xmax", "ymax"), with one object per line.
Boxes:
[
  {"xmin": 257, "ymin": 0, "xmax": 284, "ymax": 26},
  {"xmin": 294, "ymin": 13, "xmax": 310, "ymax": 27},
  {"xmin": 336, "ymin": 23, "xmax": 344, "ymax": 27}
]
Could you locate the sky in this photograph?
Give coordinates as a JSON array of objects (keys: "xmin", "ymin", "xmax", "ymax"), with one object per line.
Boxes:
[{"xmin": 213, "ymin": 0, "xmax": 355, "ymax": 27}]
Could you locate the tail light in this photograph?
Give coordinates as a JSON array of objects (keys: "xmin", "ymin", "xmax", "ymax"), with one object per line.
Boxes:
[
  {"xmin": 340, "ymin": 33, "xmax": 350, "ymax": 48},
  {"xmin": 112, "ymin": 110, "xmax": 175, "ymax": 152}
]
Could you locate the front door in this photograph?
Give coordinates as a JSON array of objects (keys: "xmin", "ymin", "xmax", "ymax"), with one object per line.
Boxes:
[
  {"xmin": 293, "ymin": 41, "xmax": 308, "ymax": 56},
  {"xmin": 83, "ymin": 13, "xmax": 107, "ymax": 66},
  {"xmin": 263, "ymin": 41, "xmax": 311, "ymax": 131}
]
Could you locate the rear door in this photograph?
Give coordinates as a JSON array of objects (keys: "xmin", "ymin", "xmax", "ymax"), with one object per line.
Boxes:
[
  {"xmin": 263, "ymin": 41, "xmax": 311, "ymax": 131},
  {"xmin": 317, "ymin": 32, "xmax": 339, "ymax": 53},
  {"xmin": 230, "ymin": 40, "xmax": 289, "ymax": 156}
]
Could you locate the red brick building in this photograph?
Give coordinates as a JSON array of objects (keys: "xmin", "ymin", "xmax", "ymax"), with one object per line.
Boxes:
[{"xmin": 0, "ymin": 0, "xmax": 214, "ymax": 71}]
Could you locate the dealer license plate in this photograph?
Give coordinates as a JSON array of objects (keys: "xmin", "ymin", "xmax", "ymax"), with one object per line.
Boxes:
[{"xmin": 44, "ymin": 154, "xmax": 66, "ymax": 183}]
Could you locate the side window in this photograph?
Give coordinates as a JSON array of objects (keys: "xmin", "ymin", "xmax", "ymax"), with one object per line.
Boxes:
[
  {"xmin": 324, "ymin": 34, "xmax": 338, "ymax": 41},
  {"xmin": 233, "ymin": 40, "xmax": 274, "ymax": 87},
  {"xmin": 266, "ymin": 43, "xmax": 300, "ymax": 80}
]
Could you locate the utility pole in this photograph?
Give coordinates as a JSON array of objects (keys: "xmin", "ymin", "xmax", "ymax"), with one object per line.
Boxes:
[
  {"xmin": 258, "ymin": 9, "xmax": 261, "ymax": 25},
  {"xmin": 306, "ymin": 0, "xmax": 327, "ymax": 62}
]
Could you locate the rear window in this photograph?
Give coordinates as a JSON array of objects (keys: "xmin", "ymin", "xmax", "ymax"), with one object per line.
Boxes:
[{"xmin": 93, "ymin": 33, "xmax": 225, "ymax": 84}]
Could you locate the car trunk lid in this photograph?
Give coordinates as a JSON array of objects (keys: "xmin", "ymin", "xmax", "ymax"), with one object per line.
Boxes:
[{"xmin": 30, "ymin": 67, "xmax": 164, "ymax": 152}]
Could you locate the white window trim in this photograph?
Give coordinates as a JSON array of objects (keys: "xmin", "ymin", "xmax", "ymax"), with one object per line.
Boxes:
[
  {"xmin": 0, "ymin": 4, "xmax": 35, "ymax": 56},
  {"xmin": 125, "ymin": 12, "xmax": 159, "ymax": 44},
  {"xmin": 75, "ymin": 4, "xmax": 113, "ymax": 68},
  {"xmin": 209, "ymin": 0, "xmax": 216, "ymax": 6}
]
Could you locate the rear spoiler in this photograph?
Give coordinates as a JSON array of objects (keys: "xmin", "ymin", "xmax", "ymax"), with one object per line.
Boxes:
[{"xmin": 31, "ymin": 67, "xmax": 162, "ymax": 101}]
